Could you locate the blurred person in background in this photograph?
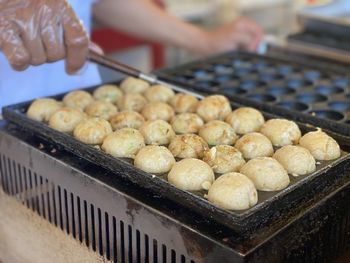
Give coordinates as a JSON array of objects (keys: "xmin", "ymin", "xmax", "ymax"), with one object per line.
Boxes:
[{"xmin": 0, "ymin": 0, "xmax": 263, "ymax": 109}]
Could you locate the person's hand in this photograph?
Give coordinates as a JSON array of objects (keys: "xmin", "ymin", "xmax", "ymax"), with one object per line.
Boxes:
[
  {"xmin": 0, "ymin": 0, "xmax": 89, "ymax": 74},
  {"xmin": 199, "ymin": 17, "xmax": 264, "ymax": 56}
]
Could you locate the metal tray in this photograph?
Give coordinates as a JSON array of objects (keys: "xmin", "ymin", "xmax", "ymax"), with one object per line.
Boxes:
[
  {"xmin": 157, "ymin": 51, "xmax": 350, "ymax": 137},
  {"xmin": 3, "ymin": 84, "xmax": 350, "ymax": 235}
]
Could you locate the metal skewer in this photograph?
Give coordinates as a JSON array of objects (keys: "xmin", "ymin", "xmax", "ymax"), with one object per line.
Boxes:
[{"xmin": 89, "ymin": 50, "xmax": 205, "ymax": 99}]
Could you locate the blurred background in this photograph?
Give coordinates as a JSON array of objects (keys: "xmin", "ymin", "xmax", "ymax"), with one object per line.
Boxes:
[{"xmin": 92, "ymin": 0, "xmax": 340, "ymax": 82}]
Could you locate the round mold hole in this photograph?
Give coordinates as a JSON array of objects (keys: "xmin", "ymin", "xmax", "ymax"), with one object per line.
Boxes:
[
  {"xmin": 311, "ymin": 110, "xmax": 345, "ymax": 121},
  {"xmin": 234, "ymin": 67, "xmax": 251, "ymax": 76},
  {"xmin": 216, "ymin": 75, "xmax": 232, "ymax": 83},
  {"xmin": 195, "ymin": 80, "xmax": 218, "ymax": 89},
  {"xmin": 315, "ymin": 85, "xmax": 344, "ymax": 95},
  {"xmin": 328, "ymin": 101, "xmax": 350, "ymax": 112},
  {"xmin": 287, "ymin": 79, "xmax": 305, "ymax": 89},
  {"xmin": 232, "ymin": 60, "xmax": 252, "ymax": 69},
  {"xmin": 332, "ymin": 77, "xmax": 349, "ymax": 88},
  {"xmin": 296, "ymin": 93, "xmax": 328, "ymax": 103},
  {"xmin": 304, "ymin": 70, "xmax": 321, "ymax": 82},
  {"xmin": 278, "ymin": 65, "xmax": 293, "ymax": 76},
  {"xmin": 220, "ymin": 87, "xmax": 247, "ymax": 96},
  {"xmin": 267, "ymin": 86, "xmax": 295, "ymax": 96},
  {"xmin": 247, "ymin": 94, "xmax": 276, "ymax": 103},
  {"xmin": 240, "ymin": 79, "xmax": 259, "ymax": 91},
  {"xmin": 277, "ymin": 101, "xmax": 309, "ymax": 111},
  {"xmin": 213, "ymin": 65, "xmax": 233, "ymax": 75},
  {"xmin": 192, "ymin": 69, "xmax": 208, "ymax": 78},
  {"xmin": 259, "ymin": 73, "xmax": 276, "ymax": 83}
]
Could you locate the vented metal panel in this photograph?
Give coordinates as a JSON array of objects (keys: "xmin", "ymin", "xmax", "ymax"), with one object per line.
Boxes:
[
  {"xmin": 0, "ymin": 152, "xmax": 194, "ymax": 263},
  {"xmin": 0, "ymin": 127, "xmax": 214, "ymax": 263}
]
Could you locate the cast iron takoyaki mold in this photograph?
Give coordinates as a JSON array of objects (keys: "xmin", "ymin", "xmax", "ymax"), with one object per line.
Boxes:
[{"xmin": 157, "ymin": 52, "xmax": 350, "ymax": 136}]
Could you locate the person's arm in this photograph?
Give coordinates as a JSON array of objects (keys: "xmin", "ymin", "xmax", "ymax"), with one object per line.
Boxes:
[{"xmin": 93, "ymin": 0, "xmax": 263, "ymax": 55}]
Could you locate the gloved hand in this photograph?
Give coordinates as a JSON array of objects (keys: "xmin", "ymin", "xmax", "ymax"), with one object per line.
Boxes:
[{"xmin": 0, "ymin": 0, "xmax": 89, "ymax": 74}]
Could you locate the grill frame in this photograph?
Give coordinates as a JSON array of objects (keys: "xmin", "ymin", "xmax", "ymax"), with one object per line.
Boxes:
[
  {"xmin": 3, "ymin": 85, "xmax": 350, "ymax": 235},
  {"xmin": 1, "ymin": 122, "xmax": 350, "ymax": 263}
]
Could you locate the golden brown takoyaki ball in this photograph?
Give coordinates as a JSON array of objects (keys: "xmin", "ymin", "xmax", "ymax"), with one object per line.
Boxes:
[
  {"xmin": 134, "ymin": 145, "xmax": 175, "ymax": 174},
  {"xmin": 169, "ymin": 93, "xmax": 199, "ymax": 113},
  {"xmin": 260, "ymin": 119, "xmax": 301, "ymax": 147},
  {"xmin": 139, "ymin": 120, "xmax": 176, "ymax": 145},
  {"xmin": 93, "ymin": 84, "xmax": 123, "ymax": 104},
  {"xmin": 49, "ymin": 107, "xmax": 86, "ymax": 133},
  {"xmin": 203, "ymin": 145, "xmax": 245, "ymax": 174},
  {"xmin": 168, "ymin": 158, "xmax": 214, "ymax": 191},
  {"xmin": 141, "ymin": 102, "xmax": 175, "ymax": 122},
  {"xmin": 207, "ymin": 172, "xmax": 258, "ymax": 210},
  {"xmin": 225, "ymin": 107, "xmax": 265, "ymax": 135},
  {"xmin": 85, "ymin": 101, "xmax": 118, "ymax": 120},
  {"xmin": 168, "ymin": 134, "xmax": 209, "ymax": 159},
  {"xmin": 198, "ymin": 120, "xmax": 238, "ymax": 146},
  {"xmin": 63, "ymin": 90, "xmax": 94, "ymax": 110},
  {"xmin": 196, "ymin": 95, "xmax": 232, "ymax": 122},
  {"xmin": 234, "ymin": 132, "xmax": 273, "ymax": 159},
  {"xmin": 170, "ymin": 113, "xmax": 204, "ymax": 134},
  {"xmin": 109, "ymin": 111, "xmax": 145, "ymax": 130},
  {"xmin": 299, "ymin": 130, "xmax": 341, "ymax": 160},
  {"xmin": 73, "ymin": 118, "xmax": 112, "ymax": 145},
  {"xmin": 143, "ymin": 85, "xmax": 175, "ymax": 103},
  {"xmin": 116, "ymin": 93, "xmax": 148, "ymax": 112},
  {"xmin": 27, "ymin": 98, "xmax": 62, "ymax": 122},
  {"xmin": 240, "ymin": 157, "xmax": 290, "ymax": 191},
  {"xmin": 120, "ymin": 77, "xmax": 150, "ymax": 94},
  {"xmin": 273, "ymin": 145, "xmax": 316, "ymax": 176},
  {"xmin": 101, "ymin": 128, "xmax": 145, "ymax": 159}
]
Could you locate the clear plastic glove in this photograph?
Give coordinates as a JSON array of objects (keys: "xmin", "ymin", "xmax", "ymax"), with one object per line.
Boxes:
[
  {"xmin": 0, "ymin": 0, "xmax": 89, "ymax": 74},
  {"xmin": 200, "ymin": 17, "xmax": 264, "ymax": 55}
]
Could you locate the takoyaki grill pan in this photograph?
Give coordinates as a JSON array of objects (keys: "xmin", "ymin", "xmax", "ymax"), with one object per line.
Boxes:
[
  {"xmin": 3, "ymin": 84, "xmax": 350, "ymax": 236},
  {"xmin": 156, "ymin": 51, "xmax": 350, "ymax": 137}
]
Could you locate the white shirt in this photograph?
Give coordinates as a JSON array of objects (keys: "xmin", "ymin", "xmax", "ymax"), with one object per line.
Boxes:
[{"xmin": 0, "ymin": 0, "xmax": 101, "ymax": 110}]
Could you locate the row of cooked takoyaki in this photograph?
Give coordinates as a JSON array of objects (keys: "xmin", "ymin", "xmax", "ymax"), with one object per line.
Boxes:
[{"xmin": 26, "ymin": 77, "xmax": 342, "ymax": 211}]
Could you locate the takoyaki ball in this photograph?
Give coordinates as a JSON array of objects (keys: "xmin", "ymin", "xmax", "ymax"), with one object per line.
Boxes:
[
  {"xmin": 85, "ymin": 101, "xmax": 118, "ymax": 120},
  {"xmin": 144, "ymin": 85, "xmax": 175, "ymax": 103},
  {"xmin": 139, "ymin": 120, "xmax": 176, "ymax": 145},
  {"xmin": 63, "ymin": 90, "xmax": 94, "ymax": 110},
  {"xmin": 134, "ymin": 145, "xmax": 175, "ymax": 174},
  {"xmin": 102, "ymin": 128, "xmax": 145, "ymax": 159},
  {"xmin": 196, "ymin": 95, "xmax": 232, "ymax": 122},
  {"xmin": 49, "ymin": 107, "xmax": 86, "ymax": 133},
  {"xmin": 120, "ymin": 77, "xmax": 150, "ymax": 94},
  {"xmin": 207, "ymin": 172, "xmax": 257, "ymax": 210},
  {"xmin": 109, "ymin": 111, "xmax": 145, "ymax": 130},
  {"xmin": 169, "ymin": 93, "xmax": 199, "ymax": 113},
  {"xmin": 168, "ymin": 134, "xmax": 209, "ymax": 159},
  {"xmin": 73, "ymin": 118, "xmax": 112, "ymax": 145},
  {"xmin": 171, "ymin": 113, "xmax": 204, "ymax": 134},
  {"xmin": 234, "ymin": 132, "xmax": 273, "ymax": 159},
  {"xmin": 203, "ymin": 145, "xmax": 245, "ymax": 174},
  {"xmin": 260, "ymin": 119, "xmax": 301, "ymax": 147},
  {"xmin": 240, "ymin": 157, "xmax": 290, "ymax": 191},
  {"xmin": 225, "ymin": 107, "xmax": 265, "ymax": 135},
  {"xmin": 116, "ymin": 93, "xmax": 148, "ymax": 112},
  {"xmin": 299, "ymin": 130, "xmax": 341, "ymax": 160},
  {"xmin": 141, "ymin": 102, "xmax": 175, "ymax": 122},
  {"xmin": 27, "ymin": 98, "xmax": 62, "ymax": 122},
  {"xmin": 199, "ymin": 120, "xmax": 238, "ymax": 146},
  {"xmin": 273, "ymin": 145, "xmax": 316, "ymax": 176},
  {"xmin": 93, "ymin": 84, "xmax": 123, "ymax": 104},
  {"xmin": 168, "ymin": 158, "xmax": 214, "ymax": 191}
]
